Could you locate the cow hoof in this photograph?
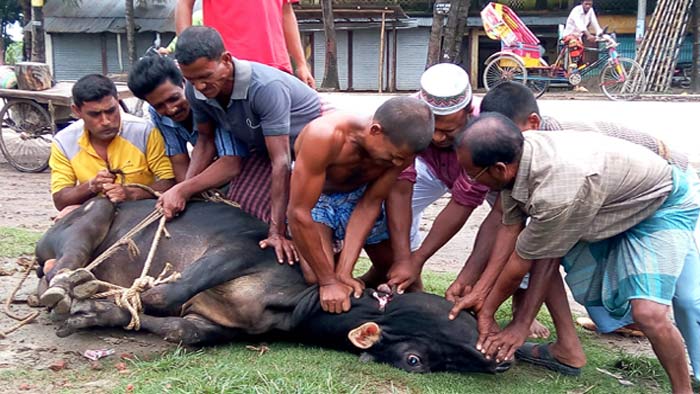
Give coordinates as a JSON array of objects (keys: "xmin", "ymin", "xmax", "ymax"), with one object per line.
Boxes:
[
  {"xmin": 72, "ymin": 280, "xmax": 100, "ymax": 300},
  {"xmin": 67, "ymin": 269, "xmax": 95, "ymax": 287},
  {"xmin": 53, "ymin": 294, "xmax": 73, "ymax": 315},
  {"xmin": 40, "ymin": 286, "xmax": 67, "ymax": 308},
  {"xmin": 26, "ymin": 294, "xmax": 41, "ymax": 308},
  {"xmin": 48, "ymin": 269, "xmax": 72, "ymax": 288}
]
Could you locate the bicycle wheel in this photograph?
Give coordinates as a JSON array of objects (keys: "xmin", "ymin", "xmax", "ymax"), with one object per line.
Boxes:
[
  {"xmin": 483, "ymin": 54, "xmax": 528, "ymax": 90},
  {"xmin": 599, "ymin": 58, "xmax": 646, "ymax": 101},
  {"xmin": 525, "ymin": 70, "xmax": 550, "ymax": 98},
  {"xmin": 0, "ymin": 99, "xmax": 54, "ymax": 172}
]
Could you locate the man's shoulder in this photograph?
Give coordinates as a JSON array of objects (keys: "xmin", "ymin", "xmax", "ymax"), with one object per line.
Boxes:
[{"xmin": 53, "ymin": 120, "xmax": 85, "ymax": 157}]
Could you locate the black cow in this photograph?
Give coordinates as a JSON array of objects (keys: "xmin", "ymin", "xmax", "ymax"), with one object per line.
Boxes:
[{"xmin": 35, "ymin": 198, "xmax": 509, "ymax": 374}]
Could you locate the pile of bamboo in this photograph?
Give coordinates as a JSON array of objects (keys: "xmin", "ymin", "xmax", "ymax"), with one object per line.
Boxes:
[{"xmin": 635, "ymin": 0, "xmax": 694, "ymax": 92}]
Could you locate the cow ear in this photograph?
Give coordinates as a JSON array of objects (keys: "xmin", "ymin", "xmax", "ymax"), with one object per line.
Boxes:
[{"xmin": 348, "ymin": 322, "xmax": 382, "ymax": 349}]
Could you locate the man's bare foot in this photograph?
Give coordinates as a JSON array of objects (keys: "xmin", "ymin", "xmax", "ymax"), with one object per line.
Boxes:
[
  {"xmin": 575, "ymin": 317, "xmax": 645, "ymax": 337},
  {"xmin": 529, "ymin": 319, "xmax": 551, "ymax": 339}
]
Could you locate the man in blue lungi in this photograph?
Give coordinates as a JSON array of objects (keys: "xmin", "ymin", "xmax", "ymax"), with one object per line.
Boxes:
[{"xmin": 451, "ymin": 113, "xmax": 699, "ymax": 393}]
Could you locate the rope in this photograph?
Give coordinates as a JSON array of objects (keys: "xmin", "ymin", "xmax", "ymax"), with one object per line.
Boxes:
[
  {"xmin": 1, "ymin": 258, "xmax": 40, "ymax": 339},
  {"xmin": 41, "ymin": 185, "xmax": 240, "ymax": 331}
]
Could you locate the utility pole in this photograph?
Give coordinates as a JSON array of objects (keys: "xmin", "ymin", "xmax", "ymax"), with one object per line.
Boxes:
[
  {"xmin": 635, "ymin": 0, "xmax": 646, "ymax": 51},
  {"xmin": 30, "ymin": 0, "xmax": 45, "ymax": 62}
]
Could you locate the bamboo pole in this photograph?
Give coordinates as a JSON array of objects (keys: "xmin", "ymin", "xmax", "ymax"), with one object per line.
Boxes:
[{"xmin": 377, "ymin": 11, "xmax": 387, "ymax": 93}]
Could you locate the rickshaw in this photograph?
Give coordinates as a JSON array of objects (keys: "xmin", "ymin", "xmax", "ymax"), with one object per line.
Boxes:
[{"xmin": 480, "ymin": 2, "xmax": 646, "ymax": 100}]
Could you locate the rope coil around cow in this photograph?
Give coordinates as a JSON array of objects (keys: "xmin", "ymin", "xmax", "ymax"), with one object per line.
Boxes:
[{"xmin": 76, "ymin": 187, "xmax": 236, "ymax": 330}]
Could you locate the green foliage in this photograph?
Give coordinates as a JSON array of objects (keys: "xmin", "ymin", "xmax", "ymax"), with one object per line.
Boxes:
[
  {"xmin": 0, "ymin": 227, "xmax": 42, "ymax": 257},
  {"xmin": 5, "ymin": 41, "xmax": 22, "ymax": 64}
]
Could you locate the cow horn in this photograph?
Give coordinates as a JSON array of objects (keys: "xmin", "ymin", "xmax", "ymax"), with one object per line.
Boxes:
[{"xmin": 348, "ymin": 322, "xmax": 382, "ymax": 349}]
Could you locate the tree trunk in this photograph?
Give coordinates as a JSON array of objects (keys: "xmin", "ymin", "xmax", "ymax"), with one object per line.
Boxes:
[
  {"xmin": 692, "ymin": 0, "xmax": 700, "ymax": 92},
  {"xmin": 426, "ymin": 0, "xmax": 449, "ymax": 68},
  {"xmin": 441, "ymin": 0, "xmax": 470, "ymax": 64},
  {"xmin": 20, "ymin": 0, "xmax": 31, "ymax": 61},
  {"xmin": 30, "ymin": 3, "xmax": 45, "ymax": 63},
  {"xmin": 125, "ymin": 0, "xmax": 137, "ymax": 67},
  {"xmin": 320, "ymin": 0, "xmax": 339, "ymax": 90},
  {"xmin": 0, "ymin": 33, "xmax": 5, "ymax": 65}
]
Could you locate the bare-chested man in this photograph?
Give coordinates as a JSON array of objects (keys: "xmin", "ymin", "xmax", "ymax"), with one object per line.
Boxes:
[{"xmin": 288, "ymin": 97, "xmax": 434, "ymax": 314}]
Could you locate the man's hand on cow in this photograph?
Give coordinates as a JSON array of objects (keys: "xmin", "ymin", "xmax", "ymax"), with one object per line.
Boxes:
[
  {"xmin": 337, "ymin": 273, "xmax": 365, "ymax": 299},
  {"xmin": 319, "ymin": 282, "xmax": 353, "ymax": 313},
  {"xmin": 259, "ymin": 234, "xmax": 299, "ymax": 265},
  {"xmin": 447, "ymin": 288, "xmax": 485, "ymax": 320},
  {"xmin": 387, "ymin": 258, "xmax": 422, "ymax": 294},
  {"xmin": 479, "ymin": 322, "xmax": 529, "ymax": 363},
  {"xmin": 445, "ymin": 276, "xmax": 472, "ymax": 303},
  {"xmin": 102, "ymin": 183, "xmax": 129, "ymax": 203},
  {"xmin": 475, "ymin": 313, "xmax": 502, "ymax": 356},
  {"xmin": 89, "ymin": 169, "xmax": 117, "ymax": 194},
  {"xmin": 157, "ymin": 186, "xmax": 188, "ymax": 220}
]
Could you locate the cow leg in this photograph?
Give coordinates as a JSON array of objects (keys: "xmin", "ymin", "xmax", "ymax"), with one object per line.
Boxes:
[
  {"xmin": 38, "ymin": 199, "xmax": 116, "ymax": 310},
  {"xmin": 140, "ymin": 248, "xmax": 254, "ymax": 315},
  {"xmin": 57, "ymin": 299, "xmax": 235, "ymax": 345},
  {"xmin": 138, "ymin": 314, "xmax": 240, "ymax": 345}
]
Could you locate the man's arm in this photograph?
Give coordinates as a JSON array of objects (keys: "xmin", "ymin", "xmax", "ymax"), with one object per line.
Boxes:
[
  {"xmin": 336, "ymin": 167, "xmax": 406, "ymax": 294},
  {"xmin": 282, "ymin": 2, "xmax": 316, "ymax": 89},
  {"xmin": 288, "ymin": 131, "xmax": 353, "ymax": 313},
  {"xmin": 175, "ymin": 0, "xmax": 196, "ymax": 34},
  {"xmin": 186, "ymin": 121, "xmax": 217, "ymax": 179},
  {"xmin": 170, "ymin": 153, "xmax": 190, "ymax": 183},
  {"xmin": 414, "ymin": 198, "xmax": 474, "ymax": 267},
  {"xmin": 262, "ymin": 135, "xmax": 296, "ymax": 263},
  {"xmin": 448, "ymin": 219, "xmax": 524, "ymax": 319},
  {"xmin": 384, "ymin": 179, "xmax": 417, "ymax": 292},
  {"xmin": 446, "ymin": 196, "xmax": 502, "ymax": 301},
  {"xmin": 479, "ymin": 257, "xmax": 559, "ymax": 363}
]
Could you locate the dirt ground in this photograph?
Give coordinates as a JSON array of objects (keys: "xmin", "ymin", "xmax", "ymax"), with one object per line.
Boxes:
[{"xmin": 0, "ymin": 157, "xmax": 661, "ymax": 382}]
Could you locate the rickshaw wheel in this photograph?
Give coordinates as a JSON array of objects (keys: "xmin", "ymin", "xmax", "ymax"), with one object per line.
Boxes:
[
  {"xmin": 600, "ymin": 57, "xmax": 646, "ymax": 101},
  {"xmin": 483, "ymin": 54, "xmax": 528, "ymax": 90},
  {"xmin": 526, "ymin": 71, "xmax": 550, "ymax": 98},
  {"xmin": 0, "ymin": 99, "xmax": 54, "ymax": 172}
]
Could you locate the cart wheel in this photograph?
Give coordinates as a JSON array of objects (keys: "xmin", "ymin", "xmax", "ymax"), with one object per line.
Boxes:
[
  {"xmin": 0, "ymin": 99, "xmax": 54, "ymax": 172},
  {"xmin": 483, "ymin": 54, "xmax": 528, "ymax": 90},
  {"xmin": 599, "ymin": 57, "xmax": 646, "ymax": 101},
  {"xmin": 526, "ymin": 75, "xmax": 550, "ymax": 98}
]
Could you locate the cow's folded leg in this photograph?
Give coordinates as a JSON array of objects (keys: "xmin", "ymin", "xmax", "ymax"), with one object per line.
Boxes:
[
  {"xmin": 141, "ymin": 248, "xmax": 250, "ymax": 315},
  {"xmin": 56, "ymin": 299, "xmax": 131, "ymax": 337},
  {"xmin": 138, "ymin": 314, "xmax": 238, "ymax": 346}
]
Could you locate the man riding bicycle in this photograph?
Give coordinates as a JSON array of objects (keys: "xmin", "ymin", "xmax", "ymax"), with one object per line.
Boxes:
[{"xmin": 563, "ymin": 0, "xmax": 602, "ymax": 72}]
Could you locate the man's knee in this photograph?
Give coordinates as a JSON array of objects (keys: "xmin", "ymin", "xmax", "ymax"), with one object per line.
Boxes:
[
  {"xmin": 673, "ymin": 291, "xmax": 700, "ymax": 312},
  {"xmin": 631, "ymin": 299, "xmax": 672, "ymax": 329}
]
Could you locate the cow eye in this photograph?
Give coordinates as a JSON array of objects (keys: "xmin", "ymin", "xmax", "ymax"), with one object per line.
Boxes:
[{"xmin": 406, "ymin": 354, "xmax": 421, "ymax": 367}]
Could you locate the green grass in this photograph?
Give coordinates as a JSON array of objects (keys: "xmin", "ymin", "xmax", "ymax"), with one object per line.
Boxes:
[
  {"xmin": 0, "ymin": 231, "xmax": 670, "ymax": 393},
  {"xmin": 0, "ymin": 227, "xmax": 42, "ymax": 257}
]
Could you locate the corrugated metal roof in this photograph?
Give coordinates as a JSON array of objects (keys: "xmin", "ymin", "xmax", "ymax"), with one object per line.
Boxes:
[{"xmin": 42, "ymin": 0, "xmax": 197, "ymax": 33}]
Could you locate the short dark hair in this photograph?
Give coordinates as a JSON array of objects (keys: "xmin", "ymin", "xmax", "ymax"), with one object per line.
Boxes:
[
  {"xmin": 72, "ymin": 74, "xmax": 118, "ymax": 108},
  {"xmin": 128, "ymin": 56, "xmax": 184, "ymax": 100},
  {"xmin": 175, "ymin": 26, "xmax": 226, "ymax": 66},
  {"xmin": 374, "ymin": 97, "xmax": 434, "ymax": 152},
  {"xmin": 457, "ymin": 112, "xmax": 524, "ymax": 167},
  {"xmin": 480, "ymin": 82, "xmax": 539, "ymax": 126}
]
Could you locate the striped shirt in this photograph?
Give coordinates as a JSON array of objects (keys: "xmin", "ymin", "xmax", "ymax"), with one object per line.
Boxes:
[
  {"xmin": 49, "ymin": 113, "xmax": 174, "ymax": 194},
  {"xmin": 502, "ymin": 130, "xmax": 673, "ymax": 260}
]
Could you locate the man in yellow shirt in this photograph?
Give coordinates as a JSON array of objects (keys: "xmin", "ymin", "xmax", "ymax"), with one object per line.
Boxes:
[{"xmin": 49, "ymin": 74, "xmax": 175, "ymax": 214}]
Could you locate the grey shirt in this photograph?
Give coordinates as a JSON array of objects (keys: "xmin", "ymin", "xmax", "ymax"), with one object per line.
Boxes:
[
  {"xmin": 502, "ymin": 130, "xmax": 673, "ymax": 260},
  {"xmin": 187, "ymin": 58, "xmax": 321, "ymax": 154}
]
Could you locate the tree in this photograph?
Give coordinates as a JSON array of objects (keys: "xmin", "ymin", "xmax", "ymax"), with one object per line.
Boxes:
[
  {"xmin": 320, "ymin": 0, "xmax": 339, "ymax": 90},
  {"xmin": 30, "ymin": 0, "xmax": 45, "ymax": 62},
  {"xmin": 693, "ymin": 0, "xmax": 699, "ymax": 92},
  {"xmin": 126, "ymin": 0, "xmax": 137, "ymax": 66},
  {"xmin": 1, "ymin": 0, "xmax": 22, "ymax": 65},
  {"xmin": 20, "ymin": 0, "xmax": 30, "ymax": 61},
  {"xmin": 426, "ymin": 0, "xmax": 470, "ymax": 67}
]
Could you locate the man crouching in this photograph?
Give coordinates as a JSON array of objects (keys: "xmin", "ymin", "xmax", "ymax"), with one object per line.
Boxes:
[{"xmin": 288, "ymin": 97, "xmax": 434, "ymax": 314}]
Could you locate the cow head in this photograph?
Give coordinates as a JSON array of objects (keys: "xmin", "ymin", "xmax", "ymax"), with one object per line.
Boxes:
[{"xmin": 299, "ymin": 289, "xmax": 510, "ymax": 374}]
